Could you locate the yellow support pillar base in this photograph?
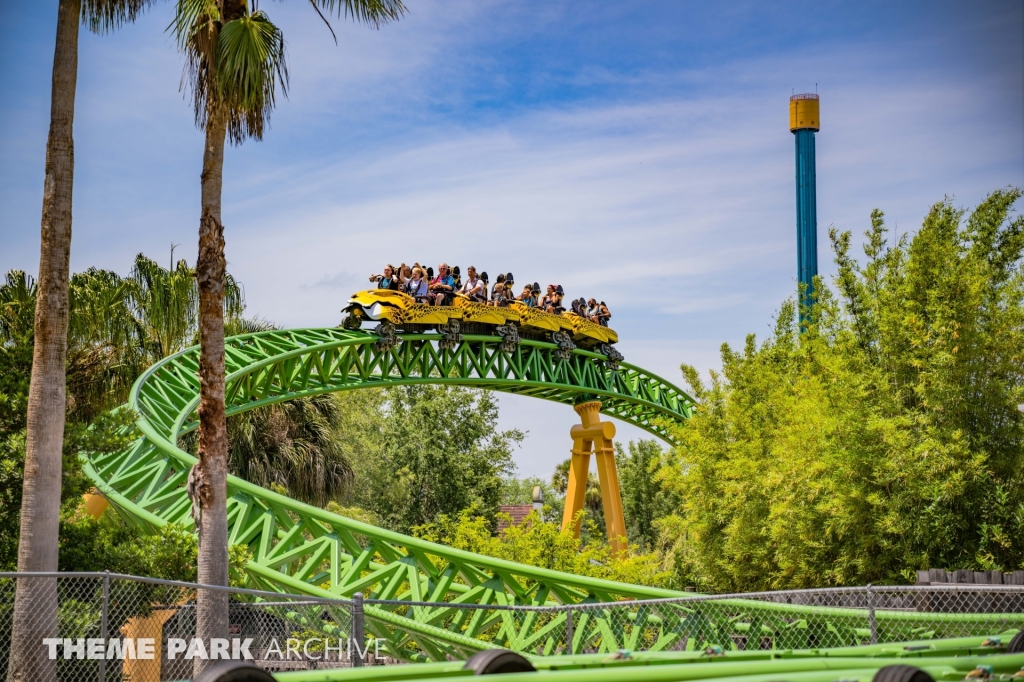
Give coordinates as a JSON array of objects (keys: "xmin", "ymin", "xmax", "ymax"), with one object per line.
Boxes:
[
  {"xmin": 559, "ymin": 401, "xmax": 628, "ymax": 556},
  {"xmin": 83, "ymin": 490, "xmax": 109, "ymax": 519}
]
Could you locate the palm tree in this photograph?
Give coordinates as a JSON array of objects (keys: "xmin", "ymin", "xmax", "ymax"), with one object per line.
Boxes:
[
  {"xmin": 66, "ymin": 254, "xmax": 243, "ymax": 419},
  {"xmin": 191, "ymin": 311, "xmax": 354, "ymax": 508},
  {"xmin": 227, "ymin": 395, "xmax": 353, "ymax": 506},
  {"xmin": 179, "ymin": 390, "xmax": 354, "ymax": 507},
  {"xmin": 9, "ymin": 2, "xmax": 153, "ymax": 679},
  {"xmin": 181, "ymin": 313, "xmax": 353, "ymax": 509},
  {"xmin": 127, "ymin": 252, "xmax": 243, "ymax": 362},
  {"xmin": 2, "ymin": 256, "xmax": 243, "ymax": 423},
  {"xmin": 65, "ymin": 267, "xmax": 138, "ymax": 421},
  {"xmin": 3, "ymin": 268, "xmax": 140, "ymax": 422},
  {"xmin": 170, "ymin": 1, "xmax": 404, "ymax": 667}
]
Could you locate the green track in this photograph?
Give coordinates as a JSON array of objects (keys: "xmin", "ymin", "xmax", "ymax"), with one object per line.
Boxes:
[
  {"xmin": 274, "ymin": 647, "xmax": 1024, "ymax": 682},
  {"xmin": 274, "ymin": 640, "xmax": 1024, "ymax": 682},
  {"xmin": 81, "ymin": 328, "xmax": 1023, "ymax": 663}
]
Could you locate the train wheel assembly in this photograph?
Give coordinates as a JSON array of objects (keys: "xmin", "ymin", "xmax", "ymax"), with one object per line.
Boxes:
[
  {"xmin": 599, "ymin": 343, "xmax": 624, "ymax": 369},
  {"xmin": 495, "ymin": 324, "xmax": 520, "ymax": 353},
  {"xmin": 438, "ymin": 320, "xmax": 462, "ymax": 350},
  {"xmin": 374, "ymin": 321, "xmax": 401, "ymax": 352},
  {"xmin": 872, "ymin": 666, "xmax": 933, "ymax": 682},
  {"xmin": 342, "ymin": 311, "xmax": 362, "ymax": 330},
  {"xmin": 551, "ymin": 331, "xmax": 575, "ymax": 361}
]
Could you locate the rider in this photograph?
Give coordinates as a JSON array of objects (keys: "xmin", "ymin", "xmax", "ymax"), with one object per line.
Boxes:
[
  {"xmin": 369, "ymin": 265, "xmax": 399, "ymax": 290},
  {"xmin": 517, "ymin": 285, "xmax": 536, "ymax": 307},
  {"xmin": 405, "ymin": 267, "xmax": 429, "ymax": 302},
  {"xmin": 488, "ymin": 274, "xmax": 507, "ymax": 307},
  {"xmin": 587, "ymin": 298, "xmax": 611, "ymax": 326},
  {"xmin": 429, "ymin": 263, "xmax": 455, "ymax": 306},
  {"xmin": 460, "ymin": 266, "xmax": 486, "ymax": 302},
  {"xmin": 541, "ymin": 285, "xmax": 562, "ymax": 314},
  {"xmin": 397, "ymin": 263, "xmax": 413, "ymax": 287}
]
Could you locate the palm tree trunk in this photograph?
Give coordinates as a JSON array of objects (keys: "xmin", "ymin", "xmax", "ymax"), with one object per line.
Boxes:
[
  {"xmin": 193, "ymin": 106, "xmax": 230, "ymax": 675},
  {"xmin": 7, "ymin": 1, "xmax": 79, "ymax": 680}
]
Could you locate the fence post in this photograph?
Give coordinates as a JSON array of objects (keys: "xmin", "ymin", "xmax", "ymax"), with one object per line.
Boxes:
[
  {"xmin": 352, "ymin": 592, "xmax": 365, "ymax": 667},
  {"xmin": 564, "ymin": 608, "xmax": 573, "ymax": 655},
  {"xmin": 866, "ymin": 583, "xmax": 877, "ymax": 645},
  {"xmin": 99, "ymin": 571, "xmax": 110, "ymax": 682}
]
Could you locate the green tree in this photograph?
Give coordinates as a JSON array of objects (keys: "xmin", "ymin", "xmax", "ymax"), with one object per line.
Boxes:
[
  {"xmin": 0, "ymin": 401, "xmax": 137, "ymax": 573},
  {"xmin": 661, "ymin": 190, "xmax": 1024, "ymax": 592},
  {"xmin": 0, "ymin": 271, "xmax": 36, "ymax": 343},
  {"xmin": 499, "ymin": 476, "xmax": 552, "ymax": 506},
  {"xmin": 59, "ymin": 520, "xmax": 199, "ymax": 581},
  {"xmin": 58, "ymin": 515, "xmax": 251, "ymax": 587},
  {"xmin": 414, "ymin": 508, "xmax": 670, "ymax": 588},
  {"xmin": 127, "ymin": 252, "xmax": 243, "ymax": 362},
  {"xmin": 170, "ymin": 2, "xmax": 404, "ymax": 667},
  {"xmin": 0, "ymin": 341, "xmax": 33, "ymax": 571},
  {"xmin": 1, "ymin": 257, "xmax": 331, "ymax": 573},
  {"xmin": 339, "ymin": 386, "xmax": 522, "ymax": 532},
  {"xmin": 616, "ymin": 439, "xmax": 675, "ymax": 551}
]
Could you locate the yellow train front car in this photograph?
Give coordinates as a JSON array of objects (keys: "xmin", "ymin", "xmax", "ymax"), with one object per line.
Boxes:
[{"xmin": 341, "ymin": 290, "xmax": 622, "ymax": 364}]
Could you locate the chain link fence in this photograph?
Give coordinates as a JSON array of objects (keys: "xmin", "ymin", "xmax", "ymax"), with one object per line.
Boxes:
[
  {"xmin": 1, "ymin": 574, "xmax": 1022, "ymax": 680},
  {"xmin": 0, "ymin": 573, "xmax": 359, "ymax": 681},
  {"xmin": 367, "ymin": 585, "xmax": 1024, "ymax": 659}
]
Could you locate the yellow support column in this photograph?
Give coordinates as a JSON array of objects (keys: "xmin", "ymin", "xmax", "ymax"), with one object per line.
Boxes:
[
  {"xmin": 120, "ymin": 607, "xmax": 178, "ymax": 682},
  {"xmin": 560, "ymin": 401, "xmax": 628, "ymax": 556},
  {"xmin": 560, "ymin": 439, "xmax": 591, "ymax": 540}
]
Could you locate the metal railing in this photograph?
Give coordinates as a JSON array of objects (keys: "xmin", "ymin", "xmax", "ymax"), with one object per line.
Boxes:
[{"xmin": 1, "ymin": 573, "xmax": 1022, "ymax": 681}]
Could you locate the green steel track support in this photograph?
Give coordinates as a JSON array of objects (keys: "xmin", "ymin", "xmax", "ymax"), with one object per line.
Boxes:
[{"xmin": 81, "ymin": 328, "xmax": 1023, "ymax": 662}]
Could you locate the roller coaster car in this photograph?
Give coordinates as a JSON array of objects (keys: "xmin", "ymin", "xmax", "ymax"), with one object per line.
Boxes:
[{"xmin": 341, "ymin": 289, "xmax": 621, "ymax": 361}]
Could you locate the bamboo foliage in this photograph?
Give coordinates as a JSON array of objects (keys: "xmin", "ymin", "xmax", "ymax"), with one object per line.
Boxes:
[{"xmin": 663, "ymin": 190, "xmax": 1024, "ymax": 592}]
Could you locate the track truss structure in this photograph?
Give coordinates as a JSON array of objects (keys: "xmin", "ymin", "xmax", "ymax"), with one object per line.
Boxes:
[
  {"xmin": 136, "ymin": 328, "xmax": 693, "ymax": 445},
  {"xmin": 83, "ymin": 328, "xmax": 697, "ymax": 660},
  {"xmin": 82, "ymin": 328, "xmax": 1024, "ymax": 661}
]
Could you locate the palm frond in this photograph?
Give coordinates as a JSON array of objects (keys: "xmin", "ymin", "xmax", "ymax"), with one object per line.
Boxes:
[
  {"xmin": 225, "ymin": 315, "xmax": 277, "ymax": 336},
  {"xmin": 0, "ymin": 270, "xmax": 38, "ymax": 343},
  {"xmin": 170, "ymin": 0, "xmax": 401, "ymax": 141},
  {"xmin": 170, "ymin": 0, "xmax": 221, "ymax": 131},
  {"xmin": 307, "ymin": 0, "xmax": 338, "ymax": 45},
  {"xmin": 222, "ymin": 272, "xmax": 245, "ymax": 318},
  {"xmin": 217, "ymin": 10, "xmax": 289, "ymax": 143},
  {"xmin": 68, "ymin": 268, "xmax": 136, "ymax": 357},
  {"xmin": 170, "ymin": 0, "xmax": 220, "ymax": 51},
  {"xmin": 128, "ymin": 252, "xmax": 244, "ymax": 359},
  {"xmin": 223, "ymin": 393, "xmax": 353, "ymax": 507},
  {"xmin": 129, "ymin": 253, "xmax": 200, "ymax": 360},
  {"xmin": 82, "ymin": 0, "xmax": 157, "ymax": 34},
  {"xmin": 311, "ymin": 0, "xmax": 406, "ymax": 28}
]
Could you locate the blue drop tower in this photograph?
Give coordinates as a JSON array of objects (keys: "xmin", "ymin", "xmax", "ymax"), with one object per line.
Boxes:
[{"xmin": 790, "ymin": 93, "xmax": 820, "ymax": 325}]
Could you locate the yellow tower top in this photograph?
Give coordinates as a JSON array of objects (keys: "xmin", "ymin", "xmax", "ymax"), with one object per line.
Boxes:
[{"xmin": 789, "ymin": 93, "xmax": 820, "ymax": 132}]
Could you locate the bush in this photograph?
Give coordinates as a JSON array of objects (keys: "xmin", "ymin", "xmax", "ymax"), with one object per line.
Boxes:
[{"xmin": 660, "ymin": 190, "xmax": 1024, "ymax": 592}]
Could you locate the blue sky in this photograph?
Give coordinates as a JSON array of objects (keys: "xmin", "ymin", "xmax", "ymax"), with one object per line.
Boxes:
[{"xmin": 1, "ymin": 1, "xmax": 1022, "ymax": 478}]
